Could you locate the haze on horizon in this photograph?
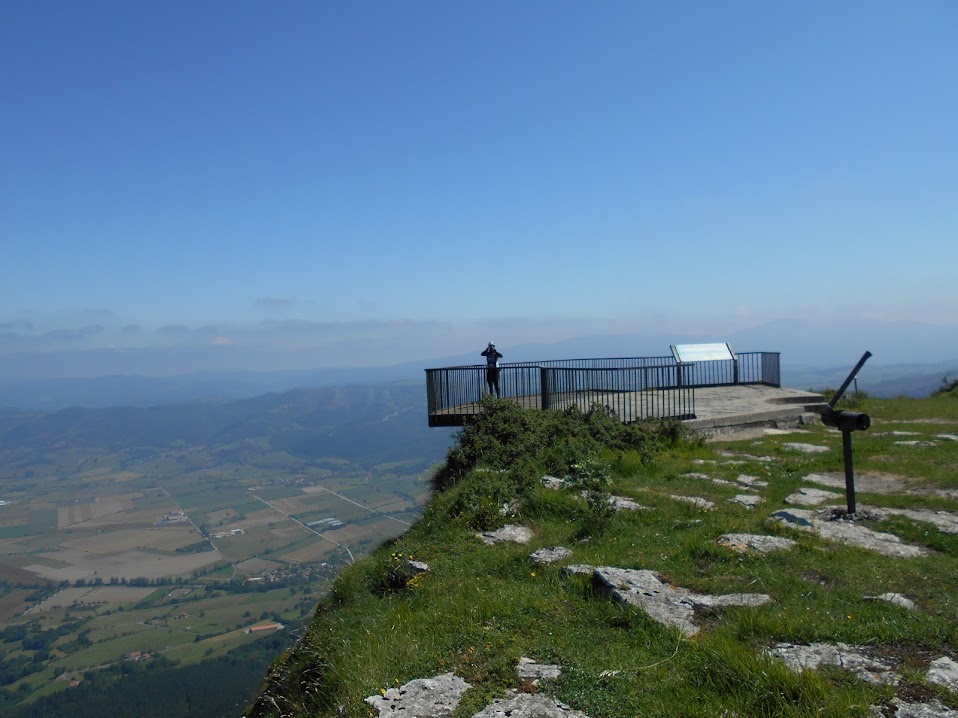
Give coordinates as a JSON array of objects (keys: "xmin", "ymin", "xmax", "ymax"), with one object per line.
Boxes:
[{"xmin": 3, "ymin": 2, "xmax": 956, "ymax": 379}]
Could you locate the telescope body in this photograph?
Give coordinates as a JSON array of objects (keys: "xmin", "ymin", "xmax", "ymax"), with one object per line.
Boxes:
[{"xmin": 820, "ymin": 409, "xmax": 870, "ymax": 432}]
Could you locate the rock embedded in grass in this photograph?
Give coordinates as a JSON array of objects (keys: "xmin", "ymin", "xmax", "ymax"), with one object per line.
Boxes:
[
  {"xmin": 927, "ymin": 656, "xmax": 958, "ymax": 692},
  {"xmin": 766, "ymin": 642, "xmax": 898, "ymax": 684},
  {"xmin": 477, "ymin": 524, "xmax": 533, "ymax": 546},
  {"xmin": 560, "ymin": 564, "xmax": 595, "ymax": 577},
  {"xmin": 530, "ymin": 547, "xmax": 572, "ymax": 565},
  {"xmin": 364, "ymin": 673, "xmax": 470, "ymax": 717},
  {"xmin": 803, "ymin": 470, "xmax": 919, "ymax": 494},
  {"xmin": 669, "ymin": 495, "xmax": 716, "ymax": 510},
  {"xmin": 592, "ymin": 566, "xmax": 771, "ymax": 637},
  {"xmin": 881, "ymin": 698, "xmax": 958, "ymax": 718},
  {"xmin": 783, "ymin": 442, "xmax": 830, "ymax": 453},
  {"xmin": 608, "ymin": 494, "xmax": 648, "ymax": 511},
  {"xmin": 865, "ymin": 592, "xmax": 916, "ymax": 610},
  {"xmin": 771, "ymin": 509, "xmax": 928, "ymax": 557},
  {"xmin": 541, "ymin": 475, "xmax": 568, "ymax": 490},
  {"xmin": 784, "ymin": 487, "xmax": 841, "ymax": 506},
  {"xmin": 682, "ymin": 472, "xmax": 735, "ymax": 486},
  {"xmin": 472, "ymin": 692, "xmax": 592, "ymax": 717},
  {"xmin": 717, "ymin": 533, "xmax": 796, "ymax": 553},
  {"xmin": 878, "ymin": 507, "xmax": 958, "ymax": 534},
  {"xmin": 735, "ymin": 474, "xmax": 769, "ymax": 488},
  {"xmin": 516, "ymin": 657, "xmax": 562, "ymax": 681},
  {"xmin": 729, "ymin": 494, "xmax": 764, "ymax": 509}
]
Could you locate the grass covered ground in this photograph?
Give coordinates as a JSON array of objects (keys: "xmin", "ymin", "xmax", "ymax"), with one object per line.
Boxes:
[{"xmin": 249, "ymin": 392, "xmax": 958, "ymax": 718}]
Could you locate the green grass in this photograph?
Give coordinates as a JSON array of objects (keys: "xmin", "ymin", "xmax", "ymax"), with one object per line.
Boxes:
[{"xmin": 248, "ymin": 398, "xmax": 958, "ymax": 718}]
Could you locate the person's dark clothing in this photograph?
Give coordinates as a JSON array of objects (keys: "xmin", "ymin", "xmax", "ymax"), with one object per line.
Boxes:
[{"xmin": 481, "ymin": 345, "xmax": 503, "ymax": 397}]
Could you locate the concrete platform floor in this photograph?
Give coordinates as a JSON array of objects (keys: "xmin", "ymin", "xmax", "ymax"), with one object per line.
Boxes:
[{"xmin": 686, "ymin": 385, "xmax": 828, "ymax": 437}]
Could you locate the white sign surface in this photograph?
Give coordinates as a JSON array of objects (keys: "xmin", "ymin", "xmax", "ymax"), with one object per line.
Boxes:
[{"xmin": 672, "ymin": 343, "xmax": 734, "ymax": 363}]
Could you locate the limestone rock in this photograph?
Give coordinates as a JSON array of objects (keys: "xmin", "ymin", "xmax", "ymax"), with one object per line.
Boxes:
[
  {"xmin": 770, "ymin": 509, "xmax": 928, "ymax": 557},
  {"xmin": 803, "ymin": 471, "xmax": 916, "ymax": 494},
  {"xmin": 365, "ymin": 673, "xmax": 470, "ymax": 717},
  {"xmin": 560, "ymin": 564, "xmax": 595, "ymax": 577},
  {"xmin": 530, "ymin": 547, "xmax": 572, "ymax": 565},
  {"xmin": 766, "ymin": 642, "xmax": 898, "ymax": 684},
  {"xmin": 516, "ymin": 657, "xmax": 562, "ymax": 681},
  {"xmin": 865, "ymin": 593, "xmax": 916, "ymax": 610},
  {"xmin": 593, "ymin": 566, "xmax": 770, "ymax": 637},
  {"xmin": 927, "ymin": 656, "xmax": 958, "ymax": 692},
  {"xmin": 478, "ymin": 524, "xmax": 533, "ymax": 546},
  {"xmin": 783, "ymin": 442, "xmax": 830, "ymax": 453},
  {"xmin": 735, "ymin": 474, "xmax": 769, "ymax": 488},
  {"xmin": 409, "ymin": 560, "xmax": 430, "ymax": 575},
  {"xmin": 608, "ymin": 494, "xmax": 647, "ymax": 511},
  {"xmin": 577, "ymin": 490, "xmax": 647, "ymax": 511},
  {"xmin": 894, "ymin": 440, "xmax": 937, "ymax": 447},
  {"xmin": 937, "ymin": 434, "xmax": 958, "ymax": 441},
  {"xmin": 717, "ymin": 533, "xmax": 796, "ymax": 553},
  {"xmin": 886, "ymin": 699, "xmax": 958, "ymax": 718},
  {"xmin": 472, "ymin": 692, "xmax": 592, "ymax": 718},
  {"xmin": 682, "ymin": 472, "xmax": 735, "ymax": 486},
  {"xmin": 541, "ymin": 475, "xmax": 568, "ymax": 490},
  {"xmin": 669, "ymin": 495, "xmax": 715, "ymax": 510},
  {"xmin": 785, "ymin": 487, "xmax": 841, "ymax": 506},
  {"xmin": 730, "ymin": 494, "xmax": 764, "ymax": 509},
  {"xmin": 881, "ymin": 507, "xmax": 958, "ymax": 535}
]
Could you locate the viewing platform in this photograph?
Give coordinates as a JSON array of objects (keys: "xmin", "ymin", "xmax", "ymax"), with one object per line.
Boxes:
[{"xmin": 426, "ymin": 348, "xmax": 828, "ymax": 435}]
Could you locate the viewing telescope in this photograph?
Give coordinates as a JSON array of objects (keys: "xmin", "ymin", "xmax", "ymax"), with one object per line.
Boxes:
[{"xmin": 820, "ymin": 351, "xmax": 872, "ymax": 514}]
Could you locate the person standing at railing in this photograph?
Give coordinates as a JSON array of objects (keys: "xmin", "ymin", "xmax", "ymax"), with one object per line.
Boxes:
[{"xmin": 481, "ymin": 341, "xmax": 503, "ymax": 397}]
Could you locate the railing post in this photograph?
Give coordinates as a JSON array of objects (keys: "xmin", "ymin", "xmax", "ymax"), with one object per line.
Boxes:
[{"xmin": 540, "ymin": 367, "xmax": 550, "ymax": 410}]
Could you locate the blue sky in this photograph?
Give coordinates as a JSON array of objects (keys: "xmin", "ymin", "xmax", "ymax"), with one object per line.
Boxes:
[{"xmin": 2, "ymin": 2, "xmax": 956, "ymax": 375}]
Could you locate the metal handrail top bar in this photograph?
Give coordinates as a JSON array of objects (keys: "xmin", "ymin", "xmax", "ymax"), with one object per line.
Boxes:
[{"xmin": 424, "ymin": 359, "xmax": 692, "ymax": 371}]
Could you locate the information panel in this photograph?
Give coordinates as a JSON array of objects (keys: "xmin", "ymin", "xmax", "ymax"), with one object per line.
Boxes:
[{"xmin": 671, "ymin": 342, "xmax": 735, "ymax": 363}]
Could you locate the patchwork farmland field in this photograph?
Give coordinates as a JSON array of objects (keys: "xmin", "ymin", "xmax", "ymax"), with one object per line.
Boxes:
[{"xmin": 0, "ymin": 383, "xmax": 452, "ymax": 714}]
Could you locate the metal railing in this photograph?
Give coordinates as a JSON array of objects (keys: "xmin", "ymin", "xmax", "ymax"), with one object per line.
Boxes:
[
  {"xmin": 541, "ymin": 363, "xmax": 695, "ymax": 423},
  {"xmin": 425, "ymin": 351, "xmax": 779, "ymax": 427}
]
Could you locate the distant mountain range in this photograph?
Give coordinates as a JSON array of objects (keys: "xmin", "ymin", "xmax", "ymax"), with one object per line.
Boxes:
[
  {"xmin": 1, "ymin": 318, "xmax": 955, "ymax": 410},
  {"xmin": 0, "ymin": 384, "xmax": 455, "ymax": 468}
]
